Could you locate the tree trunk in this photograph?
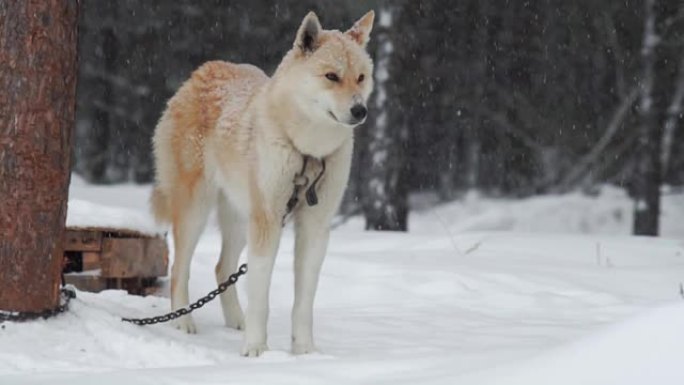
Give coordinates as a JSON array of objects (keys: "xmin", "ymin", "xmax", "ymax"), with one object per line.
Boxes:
[
  {"xmin": 0, "ymin": 0, "xmax": 79, "ymax": 312},
  {"xmin": 363, "ymin": 5, "xmax": 409, "ymax": 231},
  {"xmin": 632, "ymin": 0, "xmax": 680, "ymax": 236},
  {"xmin": 660, "ymin": 55, "xmax": 684, "ymax": 179}
]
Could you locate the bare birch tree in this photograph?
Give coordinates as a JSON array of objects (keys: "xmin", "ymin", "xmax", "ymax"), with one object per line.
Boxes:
[{"xmin": 363, "ymin": 4, "xmax": 409, "ymax": 231}]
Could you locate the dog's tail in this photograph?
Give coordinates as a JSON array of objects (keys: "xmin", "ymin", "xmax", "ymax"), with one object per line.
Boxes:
[{"xmin": 150, "ymin": 186, "xmax": 172, "ymax": 224}]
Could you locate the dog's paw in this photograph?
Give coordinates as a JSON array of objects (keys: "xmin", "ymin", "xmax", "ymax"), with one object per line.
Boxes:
[
  {"xmin": 173, "ymin": 315, "xmax": 197, "ymax": 334},
  {"xmin": 241, "ymin": 342, "xmax": 268, "ymax": 357},
  {"xmin": 223, "ymin": 308, "xmax": 245, "ymax": 330},
  {"xmin": 225, "ymin": 314, "xmax": 245, "ymax": 331},
  {"xmin": 291, "ymin": 341, "xmax": 318, "ymax": 355}
]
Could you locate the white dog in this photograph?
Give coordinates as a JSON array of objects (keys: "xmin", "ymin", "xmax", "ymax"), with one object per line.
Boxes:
[{"xmin": 150, "ymin": 11, "xmax": 375, "ymax": 356}]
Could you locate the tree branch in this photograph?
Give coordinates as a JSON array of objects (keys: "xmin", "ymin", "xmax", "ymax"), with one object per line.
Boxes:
[
  {"xmin": 555, "ymin": 86, "xmax": 639, "ymax": 192},
  {"xmin": 473, "ymin": 104, "xmax": 546, "ymax": 153},
  {"xmin": 497, "ymin": 88, "xmax": 556, "ymax": 139}
]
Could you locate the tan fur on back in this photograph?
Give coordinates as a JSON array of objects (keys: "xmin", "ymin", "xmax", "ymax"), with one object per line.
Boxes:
[{"xmin": 151, "ymin": 61, "xmax": 267, "ymax": 223}]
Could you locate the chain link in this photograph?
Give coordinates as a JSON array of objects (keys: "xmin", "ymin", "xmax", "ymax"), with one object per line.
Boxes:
[
  {"xmin": 0, "ymin": 286, "xmax": 76, "ymax": 323},
  {"xmin": 122, "ymin": 263, "xmax": 248, "ymax": 326},
  {"xmin": 0, "ymin": 260, "xmax": 247, "ymax": 326}
]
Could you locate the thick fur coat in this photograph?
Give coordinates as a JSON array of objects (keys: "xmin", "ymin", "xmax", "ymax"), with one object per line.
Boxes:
[{"xmin": 150, "ymin": 11, "xmax": 375, "ymax": 356}]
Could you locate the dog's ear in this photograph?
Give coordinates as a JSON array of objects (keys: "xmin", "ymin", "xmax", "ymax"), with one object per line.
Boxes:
[
  {"xmin": 295, "ymin": 11, "xmax": 322, "ymax": 54},
  {"xmin": 346, "ymin": 10, "xmax": 375, "ymax": 47}
]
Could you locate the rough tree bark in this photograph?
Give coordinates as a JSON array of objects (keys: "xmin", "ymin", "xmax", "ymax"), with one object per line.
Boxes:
[
  {"xmin": 0, "ymin": 0, "xmax": 79, "ymax": 312},
  {"xmin": 632, "ymin": 0, "xmax": 680, "ymax": 236},
  {"xmin": 363, "ymin": 5, "xmax": 409, "ymax": 231}
]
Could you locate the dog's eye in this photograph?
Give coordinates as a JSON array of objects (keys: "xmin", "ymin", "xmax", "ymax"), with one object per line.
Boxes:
[
  {"xmin": 325, "ymin": 73, "xmax": 340, "ymax": 82},
  {"xmin": 358, "ymin": 74, "xmax": 365, "ymax": 83}
]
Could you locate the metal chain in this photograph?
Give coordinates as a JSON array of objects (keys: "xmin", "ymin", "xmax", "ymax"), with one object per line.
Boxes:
[
  {"xmin": 0, "ymin": 286, "xmax": 76, "ymax": 323},
  {"xmin": 122, "ymin": 263, "xmax": 248, "ymax": 326},
  {"xmin": 282, "ymin": 155, "xmax": 325, "ymax": 226}
]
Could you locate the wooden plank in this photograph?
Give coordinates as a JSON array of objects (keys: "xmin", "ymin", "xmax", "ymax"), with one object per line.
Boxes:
[
  {"xmin": 144, "ymin": 238, "xmax": 169, "ymax": 277},
  {"xmin": 82, "ymin": 251, "xmax": 101, "ymax": 271},
  {"xmin": 64, "ymin": 230, "xmax": 102, "ymax": 252},
  {"xmin": 64, "ymin": 275, "xmax": 161, "ymax": 295},
  {"xmin": 101, "ymin": 238, "xmax": 143, "ymax": 278},
  {"xmin": 64, "ymin": 275, "xmax": 107, "ymax": 293},
  {"xmin": 68, "ymin": 226, "xmax": 164, "ymax": 240},
  {"xmin": 101, "ymin": 237, "xmax": 168, "ymax": 278}
]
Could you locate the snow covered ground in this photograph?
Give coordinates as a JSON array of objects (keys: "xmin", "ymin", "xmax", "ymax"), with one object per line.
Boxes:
[{"xmin": 1, "ymin": 179, "xmax": 684, "ymax": 384}]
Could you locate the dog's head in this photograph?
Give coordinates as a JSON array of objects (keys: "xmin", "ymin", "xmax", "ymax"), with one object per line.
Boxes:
[{"xmin": 276, "ymin": 11, "xmax": 375, "ymax": 128}]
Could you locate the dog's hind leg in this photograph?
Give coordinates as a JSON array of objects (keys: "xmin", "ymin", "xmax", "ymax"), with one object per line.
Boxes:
[
  {"xmin": 170, "ymin": 185, "xmax": 213, "ymax": 334},
  {"xmin": 215, "ymin": 192, "xmax": 246, "ymax": 330}
]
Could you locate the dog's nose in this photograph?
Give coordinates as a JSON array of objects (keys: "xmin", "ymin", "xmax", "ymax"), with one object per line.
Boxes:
[{"xmin": 350, "ymin": 104, "xmax": 367, "ymax": 122}]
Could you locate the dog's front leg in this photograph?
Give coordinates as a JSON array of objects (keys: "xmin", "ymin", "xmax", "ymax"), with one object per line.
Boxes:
[
  {"xmin": 290, "ymin": 139, "xmax": 353, "ymax": 354},
  {"xmin": 291, "ymin": 214, "xmax": 330, "ymax": 354},
  {"xmin": 242, "ymin": 209, "xmax": 282, "ymax": 357}
]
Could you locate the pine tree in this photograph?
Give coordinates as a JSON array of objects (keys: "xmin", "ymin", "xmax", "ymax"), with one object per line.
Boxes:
[{"xmin": 0, "ymin": 0, "xmax": 79, "ymax": 312}]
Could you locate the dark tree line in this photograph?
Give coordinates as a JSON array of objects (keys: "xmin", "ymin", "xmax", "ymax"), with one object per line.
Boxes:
[{"xmin": 72, "ymin": 1, "xmax": 684, "ymax": 234}]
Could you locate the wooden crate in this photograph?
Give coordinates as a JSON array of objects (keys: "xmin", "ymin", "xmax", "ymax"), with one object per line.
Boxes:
[{"xmin": 63, "ymin": 227, "xmax": 168, "ymax": 295}]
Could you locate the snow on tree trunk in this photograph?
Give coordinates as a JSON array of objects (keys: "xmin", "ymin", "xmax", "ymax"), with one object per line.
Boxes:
[
  {"xmin": 363, "ymin": 6, "xmax": 409, "ymax": 231},
  {"xmin": 0, "ymin": 0, "xmax": 79, "ymax": 312}
]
